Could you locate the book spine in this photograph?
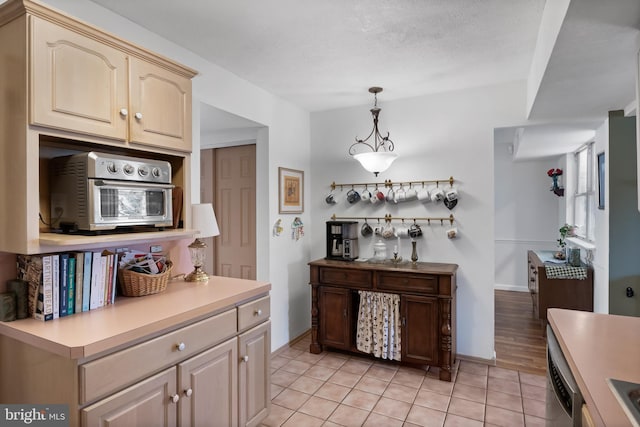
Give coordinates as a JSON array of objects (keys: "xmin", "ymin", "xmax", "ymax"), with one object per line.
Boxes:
[
  {"xmin": 98, "ymin": 256, "xmax": 107, "ymax": 308},
  {"xmin": 89, "ymin": 252, "xmax": 102, "ymax": 310},
  {"xmin": 59, "ymin": 254, "xmax": 69, "ymax": 317},
  {"xmin": 82, "ymin": 252, "xmax": 92, "ymax": 311},
  {"xmin": 111, "ymin": 253, "xmax": 118, "ymax": 304},
  {"xmin": 67, "ymin": 256, "xmax": 76, "ymax": 315},
  {"xmin": 106, "ymin": 254, "xmax": 114, "ymax": 305},
  {"xmin": 74, "ymin": 252, "xmax": 84, "ymax": 314},
  {"xmin": 35, "ymin": 255, "xmax": 53, "ymax": 321},
  {"xmin": 52, "ymin": 254, "xmax": 59, "ymax": 319}
]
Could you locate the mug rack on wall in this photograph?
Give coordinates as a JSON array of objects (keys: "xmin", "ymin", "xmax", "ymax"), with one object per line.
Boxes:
[
  {"xmin": 329, "ymin": 176, "xmax": 455, "ymax": 191},
  {"xmin": 330, "ymin": 213, "xmax": 455, "ymax": 226}
]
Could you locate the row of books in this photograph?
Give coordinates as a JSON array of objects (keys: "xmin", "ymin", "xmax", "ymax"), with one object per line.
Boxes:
[{"xmin": 16, "ymin": 251, "xmax": 119, "ymax": 321}]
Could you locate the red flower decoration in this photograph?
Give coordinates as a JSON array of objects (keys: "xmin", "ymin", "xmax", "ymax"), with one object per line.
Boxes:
[{"xmin": 547, "ymin": 168, "xmax": 563, "ymax": 177}]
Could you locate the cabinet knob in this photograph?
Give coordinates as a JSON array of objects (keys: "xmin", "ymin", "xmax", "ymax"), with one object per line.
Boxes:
[
  {"xmin": 254, "ymin": 309, "xmax": 262, "ymax": 316},
  {"xmin": 170, "ymin": 394, "xmax": 180, "ymax": 404},
  {"xmin": 343, "ymin": 308, "xmax": 347, "ymax": 317},
  {"xmin": 184, "ymin": 388, "xmax": 193, "ymax": 397},
  {"xmin": 134, "ymin": 112, "xmax": 143, "ymax": 120},
  {"xmin": 176, "ymin": 342, "xmax": 186, "ymax": 351},
  {"xmin": 119, "ymin": 108, "xmax": 128, "ymax": 117},
  {"xmin": 242, "ymin": 355, "xmax": 249, "ymax": 363},
  {"xmin": 402, "ymin": 317, "xmax": 406, "ymax": 326}
]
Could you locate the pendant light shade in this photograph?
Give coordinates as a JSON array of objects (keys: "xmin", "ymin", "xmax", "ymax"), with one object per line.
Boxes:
[
  {"xmin": 353, "ymin": 152, "xmax": 398, "ymax": 175},
  {"xmin": 349, "ymin": 87, "xmax": 397, "ymax": 176}
]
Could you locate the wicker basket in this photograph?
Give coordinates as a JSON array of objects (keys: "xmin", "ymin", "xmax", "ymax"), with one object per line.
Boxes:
[{"xmin": 118, "ymin": 262, "xmax": 172, "ymax": 297}]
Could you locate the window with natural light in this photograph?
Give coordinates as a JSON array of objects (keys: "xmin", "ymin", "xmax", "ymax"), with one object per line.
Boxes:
[{"xmin": 573, "ymin": 142, "xmax": 596, "ymax": 242}]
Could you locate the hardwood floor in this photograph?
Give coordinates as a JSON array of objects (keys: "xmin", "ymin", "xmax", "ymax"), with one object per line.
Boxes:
[{"xmin": 495, "ymin": 290, "xmax": 547, "ymax": 376}]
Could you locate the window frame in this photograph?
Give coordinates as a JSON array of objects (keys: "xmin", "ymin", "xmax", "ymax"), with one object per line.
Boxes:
[{"xmin": 573, "ymin": 142, "xmax": 596, "ymax": 242}]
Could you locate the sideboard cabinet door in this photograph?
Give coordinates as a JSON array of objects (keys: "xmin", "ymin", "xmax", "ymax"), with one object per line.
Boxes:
[
  {"xmin": 319, "ymin": 286, "xmax": 351, "ymax": 350},
  {"xmin": 401, "ymin": 294, "xmax": 439, "ymax": 365}
]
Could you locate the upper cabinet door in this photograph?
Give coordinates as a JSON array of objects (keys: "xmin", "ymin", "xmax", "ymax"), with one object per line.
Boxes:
[
  {"xmin": 30, "ymin": 16, "xmax": 128, "ymax": 141},
  {"xmin": 129, "ymin": 57, "xmax": 192, "ymax": 152}
]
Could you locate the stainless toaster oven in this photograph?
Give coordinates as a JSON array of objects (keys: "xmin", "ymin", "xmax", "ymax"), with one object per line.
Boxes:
[{"xmin": 50, "ymin": 152, "xmax": 174, "ymax": 232}]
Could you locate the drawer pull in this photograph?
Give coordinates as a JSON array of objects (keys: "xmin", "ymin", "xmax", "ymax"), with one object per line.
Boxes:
[
  {"xmin": 176, "ymin": 342, "xmax": 186, "ymax": 352},
  {"xmin": 170, "ymin": 394, "xmax": 180, "ymax": 404},
  {"xmin": 254, "ymin": 309, "xmax": 262, "ymax": 316},
  {"xmin": 184, "ymin": 388, "xmax": 193, "ymax": 397},
  {"xmin": 242, "ymin": 355, "xmax": 249, "ymax": 363}
]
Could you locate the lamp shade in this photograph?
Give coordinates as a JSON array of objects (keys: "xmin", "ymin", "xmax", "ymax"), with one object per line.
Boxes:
[
  {"xmin": 353, "ymin": 152, "xmax": 398, "ymax": 175},
  {"xmin": 191, "ymin": 203, "xmax": 220, "ymax": 238}
]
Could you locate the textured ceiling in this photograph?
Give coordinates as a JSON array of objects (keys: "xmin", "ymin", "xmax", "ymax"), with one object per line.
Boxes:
[{"xmin": 88, "ymin": 0, "xmax": 545, "ymax": 112}]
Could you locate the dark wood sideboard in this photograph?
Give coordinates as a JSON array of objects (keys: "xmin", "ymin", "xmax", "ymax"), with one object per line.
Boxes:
[
  {"xmin": 308, "ymin": 259, "xmax": 458, "ymax": 381},
  {"xmin": 527, "ymin": 250, "xmax": 593, "ymax": 330}
]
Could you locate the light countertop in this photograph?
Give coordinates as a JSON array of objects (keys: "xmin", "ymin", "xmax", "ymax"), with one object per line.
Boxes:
[
  {"xmin": 548, "ymin": 308, "xmax": 640, "ymax": 427},
  {"xmin": 0, "ymin": 276, "xmax": 270, "ymax": 359}
]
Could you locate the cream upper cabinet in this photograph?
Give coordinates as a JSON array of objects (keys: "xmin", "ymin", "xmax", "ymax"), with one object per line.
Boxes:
[
  {"xmin": 129, "ymin": 57, "xmax": 192, "ymax": 151},
  {"xmin": 30, "ymin": 16, "xmax": 128, "ymax": 141},
  {"xmin": 29, "ymin": 14, "xmax": 194, "ymax": 152}
]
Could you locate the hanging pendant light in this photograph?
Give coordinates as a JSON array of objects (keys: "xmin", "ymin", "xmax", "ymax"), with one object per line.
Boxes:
[{"xmin": 349, "ymin": 87, "xmax": 398, "ymax": 176}]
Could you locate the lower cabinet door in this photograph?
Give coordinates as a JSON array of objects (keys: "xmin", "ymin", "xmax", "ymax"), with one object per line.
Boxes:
[
  {"xmin": 318, "ymin": 286, "xmax": 351, "ymax": 350},
  {"xmin": 81, "ymin": 367, "xmax": 177, "ymax": 427},
  {"xmin": 238, "ymin": 320, "xmax": 271, "ymax": 427},
  {"xmin": 178, "ymin": 337, "xmax": 238, "ymax": 427},
  {"xmin": 401, "ymin": 295, "xmax": 439, "ymax": 365}
]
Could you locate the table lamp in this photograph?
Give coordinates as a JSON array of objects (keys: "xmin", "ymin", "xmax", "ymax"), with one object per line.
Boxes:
[{"xmin": 185, "ymin": 203, "xmax": 220, "ymax": 282}]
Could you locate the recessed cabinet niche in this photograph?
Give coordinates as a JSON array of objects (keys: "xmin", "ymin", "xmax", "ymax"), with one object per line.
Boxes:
[{"xmin": 0, "ymin": 0, "xmax": 197, "ymax": 254}]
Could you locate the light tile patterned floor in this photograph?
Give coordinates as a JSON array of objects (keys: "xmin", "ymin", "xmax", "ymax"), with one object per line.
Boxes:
[{"xmin": 262, "ymin": 335, "xmax": 551, "ymax": 427}]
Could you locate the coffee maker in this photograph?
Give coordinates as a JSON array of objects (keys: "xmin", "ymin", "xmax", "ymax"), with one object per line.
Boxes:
[{"xmin": 326, "ymin": 221, "xmax": 359, "ymax": 261}]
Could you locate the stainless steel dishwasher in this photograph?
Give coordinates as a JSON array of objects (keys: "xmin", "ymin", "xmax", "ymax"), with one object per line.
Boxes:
[{"xmin": 546, "ymin": 325, "xmax": 583, "ymax": 426}]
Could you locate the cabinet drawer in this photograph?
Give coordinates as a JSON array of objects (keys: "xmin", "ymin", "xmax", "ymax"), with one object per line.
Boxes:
[
  {"xmin": 79, "ymin": 308, "xmax": 237, "ymax": 404},
  {"xmin": 377, "ymin": 273, "xmax": 438, "ymax": 294},
  {"xmin": 319, "ymin": 267, "xmax": 372, "ymax": 288},
  {"xmin": 238, "ymin": 295, "xmax": 270, "ymax": 332}
]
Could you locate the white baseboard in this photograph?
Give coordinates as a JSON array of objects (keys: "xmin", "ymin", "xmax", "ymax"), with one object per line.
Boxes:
[{"xmin": 494, "ymin": 283, "xmax": 528, "ymax": 292}]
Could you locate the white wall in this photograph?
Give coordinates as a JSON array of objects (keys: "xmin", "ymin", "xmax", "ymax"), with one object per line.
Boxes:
[
  {"xmin": 494, "ymin": 144, "xmax": 560, "ymax": 291},
  {"xmin": 310, "ymin": 81, "xmax": 527, "ymax": 360},
  {"xmin": 592, "ymin": 120, "xmax": 609, "ymax": 313},
  {"xmin": 40, "ymin": 0, "xmax": 313, "ymax": 350}
]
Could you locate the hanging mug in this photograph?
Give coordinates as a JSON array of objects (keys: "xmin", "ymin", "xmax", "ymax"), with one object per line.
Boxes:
[{"xmin": 361, "ymin": 221, "xmax": 373, "ymax": 237}]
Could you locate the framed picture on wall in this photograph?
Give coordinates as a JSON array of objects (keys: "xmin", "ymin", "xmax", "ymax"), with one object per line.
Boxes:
[
  {"xmin": 597, "ymin": 151, "xmax": 605, "ymax": 209},
  {"xmin": 278, "ymin": 167, "xmax": 304, "ymax": 214}
]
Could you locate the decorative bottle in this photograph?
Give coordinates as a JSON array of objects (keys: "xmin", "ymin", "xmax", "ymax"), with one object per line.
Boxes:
[{"xmin": 411, "ymin": 241, "xmax": 418, "ymax": 264}]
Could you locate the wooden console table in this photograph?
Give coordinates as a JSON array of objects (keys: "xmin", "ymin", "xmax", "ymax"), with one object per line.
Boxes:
[
  {"xmin": 527, "ymin": 250, "xmax": 593, "ymax": 330},
  {"xmin": 308, "ymin": 258, "xmax": 458, "ymax": 381}
]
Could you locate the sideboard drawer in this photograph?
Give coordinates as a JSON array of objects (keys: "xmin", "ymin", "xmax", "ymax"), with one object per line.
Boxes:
[
  {"xmin": 319, "ymin": 267, "xmax": 372, "ymax": 288},
  {"xmin": 377, "ymin": 272, "xmax": 438, "ymax": 294},
  {"xmin": 238, "ymin": 295, "xmax": 270, "ymax": 332},
  {"xmin": 79, "ymin": 307, "xmax": 237, "ymax": 404}
]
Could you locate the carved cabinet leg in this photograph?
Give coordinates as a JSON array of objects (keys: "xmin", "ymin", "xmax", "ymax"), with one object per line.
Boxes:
[
  {"xmin": 310, "ymin": 285, "xmax": 322, "ymax": 353},
  {"xmin": 439, "ymin": 298, "xmax": 452, "ymax": 382}
]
